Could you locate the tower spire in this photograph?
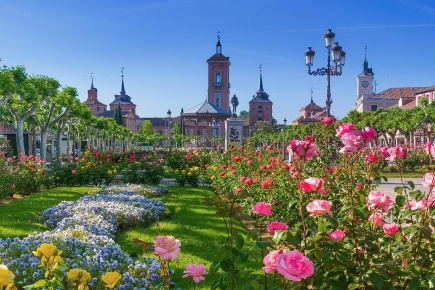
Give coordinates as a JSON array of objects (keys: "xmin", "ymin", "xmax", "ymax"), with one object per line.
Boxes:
[
  {"xmin": 259, "ymin": 64, "xmax": 264, "ymax": 92},
  {"xmin": 90, "ymin": 73, "xmax": 94, "ymax": 89},
  {"xmin": 310, "ymin": 87, "xmax": 314, "ymax": 103},
  {"xmin": 120, "ymin": 67, "xmax": 126, "ymax": 95},
  {"xmin": 363, "ymin": 46, "xmax": 369, "ymax": 74},
  {"xmin": 216, "ymin": 30, "xmax": 222, "ymax": 54}
]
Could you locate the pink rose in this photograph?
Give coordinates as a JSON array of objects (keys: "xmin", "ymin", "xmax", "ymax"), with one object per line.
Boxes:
[
  {"xmin": 10, "ymin": 184, "xmax": 15, "ymax": 189},
  {"xmin": 327, "ymin": 228, "xmax": 345, "ymax": 241},
  {"xmin": 402, "ymin": 260, "xmax": 407, "ymax": 267},
  {"xmin": 368, "ymin": 212, "xmax": 384, "ymax": 226},
  {"xmin": 335, "ymin": 123, "xmax": 355, "ymax": 137},
  {"xmin": 321, "ymin": 116, "xmax": 335, "ymax": 124},
  {"xmin": 299, "ymin": 177, "xmax": 326, "ymax": 195},
  {"xmin": 276, "ymin": 250, "xmax": 314, "ymax": 281},
  {"xmin": 364, "ymin": 153, "xmax": 379, "ymax": 163},
  {"xmin": 382, "ymin": 223, "xmax": 399, "ymax": 235},
  {"xmin": 379, "ymin": 146, "xmax": 389, "ymax": 158},
  {"xmin": 262, "ymin": 249, "xmax": 284, "ymax": 273},
  {"xmin": 289, "ymin": 139, "xmax": 318, "ymax": 161},
  {"xmin": 361, "ymin": 127, "xmax": 376, "ymax": 142},
  {"xmin": 385, "ymin": 146, "xmax": 408, "ymax": 162},
  {"xmin": 182, "ymin": 264, "xmax": 208, "ymax": 283},
  {"xmin": 267, "ymin": 221, "xmax": 289, "ymax": 235},
  {"xmin": 341, "ymin": 130, "xmax": 364, "ymax": 148},
  {"xmin": 422, "ymin": 172, "xmax": 435, "ymax": 188},
  {"xmin": 153, "ymin": 235, "xmax": 181, "ymax": 260},
  {"xmin": 252, "ymin": 202, "xmax": 272, "ymax": 216},
  {"xmin": 306, "ymin": 200, "xmax": 332, "ymax": 217},
  {"xmin": 71, "ymin": 170, "xmax": 76, "ymax": 174},
  {"xmin": 366, "ymin": 190, "xmax": 392, "ymax": 212}
]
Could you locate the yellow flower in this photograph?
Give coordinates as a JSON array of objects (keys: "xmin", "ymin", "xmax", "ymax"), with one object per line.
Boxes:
[
  {"xmin": 5, "ymin": 284, "xmax": 17, "ymax": 290},
  {"xmin": 182, "ymin": 170, "xmax": 186, "ymax": 174},
  {"xmin": 101, "ymin": 271, "xmax": 122, "ymax": 288},
  {"xmin": 108, "ymin": 170, "xmax": 112, "ymax": 175},
  {"xmin": 0, "ymin": 265, "xmax": 15, "ymax": 289},
  {"xmin": 188, "ymin": 172, "xmax": 192, "ymax": 176},
  {"xmin": 113, "ymin": 169, "xmax": 117, "ymax": 173},
  {"xmin": 67, "ymin": 268, "xmax": 92, "ymax": 286},
  {"xmin": 32, "ymin": 244, "xmax": 62, "ymax": 258}
]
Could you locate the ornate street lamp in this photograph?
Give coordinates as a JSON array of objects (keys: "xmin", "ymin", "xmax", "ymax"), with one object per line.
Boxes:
[
  {"xmin": 167, "ymin": 109, "xmax": 172, "ymax": 151},
  {"xmin": 304, "ymin": 29, "xmax": 345, "ymax": 117},
  {"xmin": 283, "ymin": 118, "xmax": 287, "ymax": 160}
]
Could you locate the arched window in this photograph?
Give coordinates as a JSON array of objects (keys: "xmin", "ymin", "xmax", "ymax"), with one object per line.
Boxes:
[
  {"xmin": 97, "ymin": 107, "xmax": 100, "ymax": 111},
  {"xmin": 215, "ymin": 73, "xmax": 221, "ymax": 86},
  {"xmin": 258, "ymin": 106, "xmax": 263, "ymax": 113}
]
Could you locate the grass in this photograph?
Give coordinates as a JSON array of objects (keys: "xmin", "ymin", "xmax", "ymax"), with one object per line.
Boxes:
[
  {"xmin": 0, "ymin": 185, "xmax": 262, "ymax": 289},
  {"xmin": 115, "ymin": 186, "xmax": 262, "ymax": 289},
  {"xmin": 381, "ymin": 172, "xmax": 423, "ymax": 178},
  {"xmin": 0, "ymin": 187, "xmax": 91, "ymax": 238}
]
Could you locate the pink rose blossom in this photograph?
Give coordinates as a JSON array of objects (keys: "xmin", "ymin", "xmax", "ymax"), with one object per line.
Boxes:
[
  {"xmin": 252, "ymin": 202, "xmax": 272, "ymax": 216},
  {"xmin": 361, "ymin": 127, "xmax": 376, "ymax": 142},
  {"xmin": 71, "ymin": 170, "xmax": 76, "ymax": 174},
  {"xmin": 364, "ymin": 153, "xmax": 379, "ymax": 163},
  {"xmin": 10, "ymin": 184, "xmax": 15, "ymax": 189},
  {"xmin": 382, "ymin": 223, "xmax": 399, "ymax": 235},
  {"xmin": 379, "ymin": 146, "xmax": 389, "ymax": 158},
  {"xmin": 182, "ymin": 264, "xmax": 208, "ymax": 283},
  {"xmin": 402, "ymin": 260, "xmax": 407, "ymax": 267},
  {"xmin": 327, "ymin": 228, "xmax": 345, "ymax": 241},
  {"xmin": 306, "ymin": 200, "xmax": 332, "ymax": 217},
  {"xmin": 276, "ymin": 250, "xmax": 314, "ymax": 281},
  {"xmin": 262, "ymin": 249, "xmax": 284, "ymax": 273},
  {"xmin": 299, "ymin": 177, "xmax": 326, "ymax": 195},
  {"xmin": 289, "ymin": 139, "xmax": 318, "ymax": 161},
  {"xmin": 385, "ymin": 146, "xmax": 408, "ymax": 162},
  {"xmin": 341, "ymin": 130, "xmax": 364, "ymax": 149},
  {"xmin": 422, "ymin": 172, "xmax": 435, "ymax": 188},
  {"xmin": 267, "ymin": 221, "xmax": 289, "ymax": 235},
  {"xmin": 366, "ymin": 190, "xmax": 392, "ymax": 212},
  {"xmin": 321, "ymin": 116, "xmax": 335, "ymax": 124},
  {"xmin": 368, "ymin": 212, "xmax": 384, "ymax": 226},
  {"xmin": 335, "ymin": 123, "xmax": 355, "ymax": 137},
  {"xmin": 153, "ymin": 235, "xmax": 181, "ymax": 261}
]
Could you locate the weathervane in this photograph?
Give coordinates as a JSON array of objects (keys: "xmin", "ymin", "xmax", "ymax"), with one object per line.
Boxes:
[
  {"xmin": 216, "ymin": 30, "xmax": 221, "ymax": 40},
  {"xmin": 121, "ymin": 67, "xmax": 124, "ymax": 77}
]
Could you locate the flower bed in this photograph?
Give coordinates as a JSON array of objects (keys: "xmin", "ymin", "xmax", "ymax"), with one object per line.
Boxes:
[{"xmin": 0, "ymin": 184, "xmax": 166, "ymax": 289}]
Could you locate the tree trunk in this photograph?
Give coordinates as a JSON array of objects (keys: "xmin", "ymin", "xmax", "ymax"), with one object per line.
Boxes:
[
  {"xmin": 15, "ymin": 118, "xmax": 26, "ymax": 156},
  {"xmin": 39, "ymin": 130, "xmax": 49, "ymax": 162}
]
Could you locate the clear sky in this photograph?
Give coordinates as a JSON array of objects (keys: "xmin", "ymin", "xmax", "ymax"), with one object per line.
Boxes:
[{"xmin": 1, "ymin": 0, "xmax": 434, "ymax": 124}]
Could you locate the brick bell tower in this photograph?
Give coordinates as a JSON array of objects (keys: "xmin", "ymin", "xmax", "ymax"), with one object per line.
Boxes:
[{"xmin": 207, "ymin": 34, "xmax": 231, "ymax": 113}]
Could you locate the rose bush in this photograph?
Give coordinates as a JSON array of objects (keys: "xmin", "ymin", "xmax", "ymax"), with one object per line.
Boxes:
[{"xmin": 204, "ymin": 120, "xmax": 435, "ymax": 289}]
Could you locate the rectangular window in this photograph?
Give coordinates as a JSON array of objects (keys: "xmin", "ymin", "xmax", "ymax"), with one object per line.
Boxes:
[
  {"xmin": 189, "ymin": 129, "xmax": 194, "ymax": 136},
  {"xmin": 214, "ymin": 93, "xmax": 221, "ymax": 108},
  {"xmin": 370, "ymin": 104, "xmax": 377, "ymax": 111}
]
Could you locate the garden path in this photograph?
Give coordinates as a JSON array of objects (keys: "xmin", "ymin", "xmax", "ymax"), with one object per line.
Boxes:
[{"xmin": 377, "ymin": 178, "xmax": 424, "ymax": 199}]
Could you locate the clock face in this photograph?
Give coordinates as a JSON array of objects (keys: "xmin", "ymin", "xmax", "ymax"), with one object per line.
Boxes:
[{"xmin": 362, "ymin": 81, "xmax": 369, "ymax": 88}]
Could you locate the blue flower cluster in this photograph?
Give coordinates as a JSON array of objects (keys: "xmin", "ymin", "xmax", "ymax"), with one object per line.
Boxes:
[{"xmin": 0, "ymin": 185, "xmax": 167, "ymax": 289}]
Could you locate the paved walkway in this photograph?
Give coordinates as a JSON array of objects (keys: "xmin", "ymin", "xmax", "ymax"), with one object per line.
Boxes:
[{"xmin": 377, "ymin": 177, "xmax": 425, "ymax": 199}]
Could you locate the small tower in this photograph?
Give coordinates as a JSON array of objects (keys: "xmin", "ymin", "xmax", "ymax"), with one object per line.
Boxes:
[
  {"xmin": 356, "ymin": 46, "xmax": 374, "ymax": 97},
  {"xmin": 83, "ymin": 75, "xmax": 107, "ymax": 115},
  {"xmin": 207, "ymin": 32, "xmax": 231, "ymax": 113},
  {"xmin": 249, "ymin": 65, "xmax": 273, "ymax": 127}
]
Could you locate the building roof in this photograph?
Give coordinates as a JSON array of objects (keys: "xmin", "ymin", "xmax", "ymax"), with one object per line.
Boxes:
[
  {"xmin": 84, "ymin": 100, "xmax": 106, "ymax": 106},
  {"xmin": 183, "ymin": 100, "xmax": 231, "ymax": 115},
  {"xmin": 300, "ymin": 102, "xmax": 323, "ymax": 111},
  {"xmin": 109, "ymin": 75, "xmax": 136, "ymax": 106},
  {"xmin": 374, "ymin": 87, "xmax": 428, "ymax": 100},
  {"xmin": 249, "ymin": 72, "xmax": 272, "ymax": 103},
  {"xmin": 415, "ymin": 85, "xmax": 435, "ymax": 94}
]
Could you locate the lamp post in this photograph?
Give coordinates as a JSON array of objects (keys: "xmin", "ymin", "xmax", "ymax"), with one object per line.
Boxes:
[
  {"xmin": 167, "ymin": 109, "xmax": 172, "ymax": 151},
  {"xmin": 208, "ymin": 118, "xmax": 220, "ymax": 148},
  {"xmin": 310, "ymin": 111, "xmax": 315, "ymax": 136},
  {"xmin": 282, "ymin": 118, "xmax": 287, "ymax": 160},
  {"xmin": 304, "ymin": 29, "xmax": 345, "ymax": 117}
]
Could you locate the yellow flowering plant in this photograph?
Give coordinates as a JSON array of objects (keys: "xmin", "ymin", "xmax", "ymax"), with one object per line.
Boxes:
[
  {"xmin": 23, "ymin": 244, "xmax": 65, "ymax": 290},
  {"xmin": 0, "ymin": 265, "xmax": 15, "ymax": 290},
  {"xmin": 101, "ymin": 271, "xmax": 122, "ymax": 289},
  {"xmin": 66, "ymin": 269, "xmax": 91, "ymax": 290}
]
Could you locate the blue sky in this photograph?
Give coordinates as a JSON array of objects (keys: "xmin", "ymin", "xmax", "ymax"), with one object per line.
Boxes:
[{"xmin": 1, "ymin": 0, "xmax": 434, "ymax": 124}]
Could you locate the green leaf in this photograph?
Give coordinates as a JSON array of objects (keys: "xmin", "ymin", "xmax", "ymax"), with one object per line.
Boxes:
[
  {"xmin": 235, "ymin": 234, "xmax": 244, "ymax": 249},
  {"xmin": 286, "ymin": 232, "xmax": 301, "ymax": 246},
  {"xmin": 394, "ymin": 186, "xmax": 404, "ymax": 195},
  {"xmin": 318, "ymin": 221, "xmax": 327, "ymax": 234},
  {"xmin": 322, "ymin": 252, "xmax": 334, "ymax": 264},
  {"xmin": 407, "ymin": 181, "xmax": 415, "ymax": 190},
  {"xmin": 369, "ymin": 272, "xmax": 383, "ymax": 289},
  {"xmin": 272, "ymin": 230, "xmax": 287, "ymax": 245},
  {"xmin": 395, "ymin": 195, "xmax": 407, "ymax": 207},
  {"xmin": 210, "ymin": 261, "xmax": 221, "ymax": 273},
  {"xmin": 256, "ymin": 240, "xmax": 270, "ymax": 250},
  {"xmin": 313, "ymin": 247, "xmax": 324, "ymax": 260}
]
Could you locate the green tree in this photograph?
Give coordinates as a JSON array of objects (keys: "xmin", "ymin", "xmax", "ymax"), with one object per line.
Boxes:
[
  {"xmin": 113, "ymin": 104, "xmax": 123, "ymax": 126},
  {"xmin": 239, "ymin": 110, "xmax": 249, "ymax": 118},
  {"xmin": 0, "ymin": 66, "xmax": 27, "ymax": 107}
]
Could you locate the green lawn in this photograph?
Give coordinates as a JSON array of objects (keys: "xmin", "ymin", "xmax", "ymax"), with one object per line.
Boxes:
[
  {"xmin": 116, "ymin": 186, "xmax": 262, "ymax": 289},
  {"xmin": 0, "ymin": 187, "xmax": 90, "ymax": 238},
  {"xmin": 0, "ymin": 186, "xmax": 262, "ymax": 289}
]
